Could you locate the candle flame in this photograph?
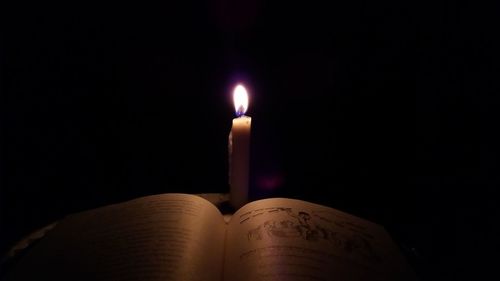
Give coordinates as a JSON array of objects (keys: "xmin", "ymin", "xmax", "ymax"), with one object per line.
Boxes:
[{"xmin": 233, "ymin": 84, "xmax": 249, "ymax": 117}]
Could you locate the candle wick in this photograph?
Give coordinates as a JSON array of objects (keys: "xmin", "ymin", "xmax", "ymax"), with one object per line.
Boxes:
[{"xmin": 236, "ymin": 105, "xmax": 245, "ymax": 117}]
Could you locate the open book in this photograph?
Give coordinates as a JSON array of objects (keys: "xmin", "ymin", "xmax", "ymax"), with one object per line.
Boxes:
[{"xmin": 3, "ymin": 194, "xmax": 416, "ymax": 281}]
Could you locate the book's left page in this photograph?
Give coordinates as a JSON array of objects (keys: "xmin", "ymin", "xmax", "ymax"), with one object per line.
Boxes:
[{"xmin": 4, "ymin": 194, "xmax": 226, "ymax": 281}]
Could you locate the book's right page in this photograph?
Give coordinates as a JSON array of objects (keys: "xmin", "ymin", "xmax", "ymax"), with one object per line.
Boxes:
[{"xmin": 224, "ymin": 198, "xmax": 416, "ymax": 281}]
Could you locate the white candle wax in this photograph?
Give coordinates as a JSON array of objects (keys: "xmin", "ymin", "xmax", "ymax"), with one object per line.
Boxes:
[{"xmin": 229, "ymin": 85, "xmax": 251, "ymax": 209}]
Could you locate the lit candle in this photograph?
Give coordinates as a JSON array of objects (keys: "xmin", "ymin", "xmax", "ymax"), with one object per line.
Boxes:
[{"xmin": 229, "ymin": 84, "xmax": 252, "ymax": 209}]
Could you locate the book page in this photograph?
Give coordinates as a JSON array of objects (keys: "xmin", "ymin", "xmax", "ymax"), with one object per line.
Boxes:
[
  {"xmin": 224, "ymin": 198, "xmax": 415, "ymax": 281},
  {"xmin": 5, "ymin": 194, "xmax": 226, "ymax": 281}
]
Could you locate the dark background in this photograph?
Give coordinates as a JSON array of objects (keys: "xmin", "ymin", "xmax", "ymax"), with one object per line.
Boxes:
[{"xmin": 1, "ymin": 2, "xmax": 498, "ymax": 280}]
